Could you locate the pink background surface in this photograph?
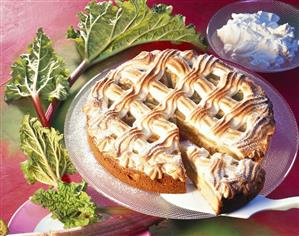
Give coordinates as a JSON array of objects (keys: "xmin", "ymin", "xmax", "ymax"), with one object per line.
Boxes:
[{"xmin": 1, "ymin": 0, "xmax": 299, "ymax": 235}]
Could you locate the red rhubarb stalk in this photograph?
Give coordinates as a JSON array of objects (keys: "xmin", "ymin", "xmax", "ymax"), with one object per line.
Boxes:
[
  {"xmin": 32, "ymin": 94, "xmax": 50, "ymax": 127},
  {"xmin": 46, "ymin": 59, "xmax": 88, "ymax": 123}
]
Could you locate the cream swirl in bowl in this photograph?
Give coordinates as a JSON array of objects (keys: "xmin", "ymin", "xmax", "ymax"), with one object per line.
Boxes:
[{"xmin": 217, "ymin": 11, "xmax": 299, "ymax": 69}]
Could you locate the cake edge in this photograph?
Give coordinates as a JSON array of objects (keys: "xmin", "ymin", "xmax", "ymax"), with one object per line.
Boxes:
[{"xmin": 87, "ymin": 136, "xmax": 186, "ymax": 194}]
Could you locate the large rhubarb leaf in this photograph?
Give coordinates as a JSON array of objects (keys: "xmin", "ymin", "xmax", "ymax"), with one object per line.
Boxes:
[
  {"xmin": 20, "ymin": 115, "xmax": 76, "ymax": 186},
  {"xmin": 67, "ymin": 0, "xmax": 207, "ymax": 65},
  {"xmin": 4, "ymin": 28, "xmax": 69, "ymax": 103},
  {"xmin": 31, "ymin": 181, "xmax": 99, "ymax": 229}
]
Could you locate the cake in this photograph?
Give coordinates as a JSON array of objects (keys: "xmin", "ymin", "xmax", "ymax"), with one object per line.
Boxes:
[{"xmin": 83, "ymin": 49, "xmax": 275, "ymax": 214}]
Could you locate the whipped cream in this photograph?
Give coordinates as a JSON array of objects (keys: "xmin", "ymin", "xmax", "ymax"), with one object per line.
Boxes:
[{"xmin": 217, "ymin": 11, "xmax": 299, "ymax": 68}]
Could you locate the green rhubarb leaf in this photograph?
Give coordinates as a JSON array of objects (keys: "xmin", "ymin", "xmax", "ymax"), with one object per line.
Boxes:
[
  {"xmin": 20, "ymin": 115, "xmax": 76, "ymax": 186},
  {"xmin": 0, "ymin": 219, "xmax": 8, "ymax": 236},
  {"xmin": 67, "ymin": 0, "xmax": 207, "ymax": 65},
  {"xmin": 4, "ymin": 28, "xmax": 69, "ymax": 102},
  {"xmin": 31, "ymin": 181, "xmax": 100, "ymax": 229}
]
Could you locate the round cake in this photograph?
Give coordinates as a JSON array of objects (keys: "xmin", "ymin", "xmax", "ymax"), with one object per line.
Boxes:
[{"xmin": 83, "ymin": 49, "xmax": 275, "ymax": 214}]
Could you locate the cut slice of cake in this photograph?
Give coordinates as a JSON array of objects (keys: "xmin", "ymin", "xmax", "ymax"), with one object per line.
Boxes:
[{"xmin": 180, "ymin": 141, "xmax": 265, "ymax": 214}]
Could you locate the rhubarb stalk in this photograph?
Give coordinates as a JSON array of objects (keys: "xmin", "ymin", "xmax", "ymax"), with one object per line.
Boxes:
[
  {"xmin": 32, "ymin": 94, "xmax": 50, "ymax": 127},
  {"xmin": 46, "ymin": 59, "xmax": 88, "ymax": 123}
]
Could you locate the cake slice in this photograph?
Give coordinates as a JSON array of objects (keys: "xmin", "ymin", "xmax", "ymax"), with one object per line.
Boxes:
[{"xmin": 180, "ymin": 141, "xmax": 265, "ymax": 214}]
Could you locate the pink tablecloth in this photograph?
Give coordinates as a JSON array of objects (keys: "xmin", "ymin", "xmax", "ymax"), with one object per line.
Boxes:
[{"xmin": 1, "ymin": 1, "xmax": 299, "ymax": 235}]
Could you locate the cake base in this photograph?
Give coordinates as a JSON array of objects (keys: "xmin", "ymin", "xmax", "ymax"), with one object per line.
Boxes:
[{"xmin": 88, "ymin": 136, "xmax": 186, "ymax": 193}]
